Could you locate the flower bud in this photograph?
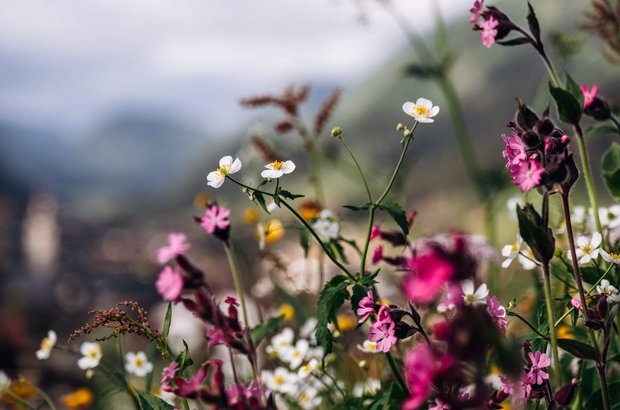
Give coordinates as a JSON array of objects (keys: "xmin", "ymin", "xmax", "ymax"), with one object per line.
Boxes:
[
  {"xmin": 535, "ymin": 118, "xmax": 554, "ymax": 136},
  {"xmin": 331, "ymin": 126, "xmax": 343, "ymax": 138},
  {"xmin": 522, "ymin": 130, "xmax": 541, "ymax": 148},
  {"xmin": 516, "ymin": 99, "xmax": 539, "ymax": 130},
  {"xmin": 584, "ymin": 97, "xmax": 611, "ymax": 121},
  {"xmin": 358, "ymin": 360, "xmax": 368, "ymax": 369},
  {"xmin": 396, "ymin": 123, "xmax": 405, "ymax": 131},
  {"xmin": 403, "ymin": 129, "xmax": 412, "ymax": 138},
  {"xmin": 554, "ymin": 379, "xmax": 578, "ymax": 406}
]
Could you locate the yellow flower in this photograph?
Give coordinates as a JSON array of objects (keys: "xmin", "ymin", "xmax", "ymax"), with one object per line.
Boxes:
[
  {"xmin": 256, "ymin": 219, "xmax": 285, "ymax": 249},
  {"xmin": 61, "ymin": 388, "xmax": 94, "ymax": 410},
  {"xmin": 557, "ymin": 325, "xmax": 575, "ymax": 340},
  {"xmin": 336, "ymin": 314, "xmax": 356, "ymax": 333},
  {"xmin": 243, "ymin": 207, "xmax": 260, "ymax": 224},
  {"xmin": 278, "ymin": 304, "xmax": 295, "ymax": 322},
  {"xmin": 299, "ymin": 201, "xmax": 322, "ymax": 221}
]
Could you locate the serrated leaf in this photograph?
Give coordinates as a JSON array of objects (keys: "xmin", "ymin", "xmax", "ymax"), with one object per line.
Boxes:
[
  {"xmin": 378, "ymin": 201, "xmax": 409, "ymax": 236},
  {"xmin": 251, "ymin": 315, "xmax": 285, "ymax": 346},
  {"xmin": 549, "ymin": 83, "xmax": 582, "ymax": 124},
  {"xmin": 253, "ymin": 191, "xmax": 270, "ymax": 215},
  {"xmin": 527, "ymin": 2, "xmax": 541, "ymax": 43},
  {"xmin": 343, "ymin": 202, "xmax": 373, "ymax": 211},
  {"xmin": 557, "ymin": 338, "xmax": 600, "ymax": 361},
  {"xmin": 602, "ymin": 143, "xmax": 620, "ymax": 201},
  {"xmin": 272, "ymin": 193, "xmax": 281, "ymax": 207},
  {"xmin": 516, "ymin": 204, "xmax": 555, "ymax": 264},
  {"xmin": 135, "ymin": 389, "xmax": 174, "ymax": 410},
  {"xmin": 299, "ymin": 228, "xmax": 310, "ymax": 257},
  {"xmin": 329, "ymin": 241, "xmax": 349, "ymax": 264},
  {"xmin": 497, "ymin": 37, "xmax": 531, "ymax": 46},
  {"xmin": 315, "ymin": 275, "xmax": 349, "ymax": 360}
]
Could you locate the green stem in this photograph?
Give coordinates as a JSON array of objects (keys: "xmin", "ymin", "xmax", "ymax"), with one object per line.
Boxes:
[
  {"xmin": 33, "ymin": 386, "xmax": 57, "ymax": 410},
  {"xmin": 337, "ymin": 135, "xmax": 373, "ymax": 202},
  {"xmin": 385, "ymin": 352, "xmax": 408, "ymax": 393},
  {"xmin": 597, "ymin": 368, "xmax": 612, "ymax": 410},
  {"xmin": 507, "ymin": 311, "xmax": 549, "ymax": 339},
  {"xmin": 360, "ymin": 211, "xmax": 376, "ymax": 275},
  {"xmin": 2, "ymin": 390, "xmax": 39, "ymax": 410},
  {"xmin": 542, "ymin": 261, "xmax": 562, "ymax": 387},
  {"xmin": 181, "ymin": 399, "xmax": 191, "ymax": 410}
]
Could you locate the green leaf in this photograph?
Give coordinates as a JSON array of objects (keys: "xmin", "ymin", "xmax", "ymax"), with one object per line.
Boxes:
[
  {"xmin": 162, "ymin": 302, "xmax": 173, "ymax": 339},
  {"xmin": 253, "ymin": 191, "xmax": 270, "ymax": 215},
  {"xmin": 378, "ymin": 200, "xmax": 409, "ymax": 236},
  {"xmin": 329, "ymin": 241, "xmax": 349, "ymax": 264},
  {"xmin": 602, "ymin": 143, "xmax": 620, "ymax": 201},
  {"xmin": 135, "ymin": 389, "xmax": 174, "ymax": 410},
  {"xmin": 251, "ymin": 315, "xmax": 285, "ymax": 346},
  {"xmin": 350, "ymin": 284, "xmax": 369, "ymax": 314},
  {"xmin": 586, "ymin": 382, "xmax": 620, "ymax": 410},
  {"xmin": 557, "ymin": 338, "xmax": 600, "ymax": 361},
  {"xmin": 343, "ymin": 202, "xmax": 372, "ymax": 211},
  {"xmin": 549, "ymin": 83, "xmax": 582, "ymax": 124},
  {"xmin": 273, "ymin": 193, "xmax": 281, "ymax": 207},
  {"xmin": 175, "ymin": 340, "xmax": 194, "ymax": 373},
  {"xmin": 516, "ymin": 204, "xmax": 555, "ymax": 264},
  {"xmin": 565, "ymin": 73, "xmax": 584, "ymax": 106},
  {"xmin": 587, "ymin": 124, "xmax": 619, "ymax": 138},
  {"xmin": 526, "ymin": 2, "xmax": 541, "ymax": 43},
  {"xmin": 299, "ymin": 228, "xmax": 310, "ymax": 257},
  {"xmin": 277, "ymin": 189, "xmax": 304, "ymax": 200},
  {"xmin": 315, "ymin": 275, "xmax": 349, "ymax": 360},
  {"xmin": 403, "ymin": 63, "xmax": 443, "ymax": 79},
  {"xmin": 497, "ymin": 37, "xmax": 532, "ymax": 46}
]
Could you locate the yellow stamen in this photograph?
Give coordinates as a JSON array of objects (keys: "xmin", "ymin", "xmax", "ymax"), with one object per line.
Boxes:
[
  {"xmin": 272, "ymin": 161, "xmax": 284, "ymax": 170},
  {"xmin": 274, "ymin": 375, "xmax": 285, "ymax": 385},
  {"xmin": 40, "ymin": 338, "xmax": 53, "ymax": 350},
  {"xmin": 414, "ymin": 105, "xmax": 429, "ymax": 117}
]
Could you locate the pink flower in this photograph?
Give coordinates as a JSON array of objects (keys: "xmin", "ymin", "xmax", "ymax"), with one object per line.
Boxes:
[
  {"xmin": 480, "ymin": 17, "xmax": 499, "ymax": 48},
  {"xmin": 561, "ymin": 134, "xmax": 570, "ymax": 144},
  {"xmin": 156, "ymin": 233, "xmax": 190, "ymax": 264},
  {"xmin": 174, "ymin": 365, "xmax": 207, "ymax": 397},
  {"xmin": 161, "ymin": 362, "xmax": 179, "ymax": 390},
  {"xmin": 499, "ymin": 375, "xmax": 514, "ymax": 396},
  {"xmin": 199, "ymin": 204, "xmax": 231, "ymax": 234},
  {"xmin": 486, "ymin": 296, "xmax": 508, "ymax": 334},
  {"xmin": 368, "ymin": 306, "xmax": 397, "ymax": 352},
  {"xmin": 527, "ymin": 351, "xmax": 550, "ymax": 385},
  {"xmin": 502, "ymin": 133, "xmax": 528, "ymax": 168},
  {"xmin": 356, "ymin": 290, "xmax": 376, "ymax": 323},
  {"xmin": 402, "ymin": 252, "xmax": 455, "ymax": 304},
  {"xmin": 510, "ymin": 158, "xmax": 544, "ymax": 192},
  {"xmin": 372, "ymin": 246, "xmax": 383, "ymax": 265},
  {"xmin": 571, "ymin": 297, "xmax": 582, "ymax": 309},
  {"xmin": 402, "ymin": 344, "xmax": 438, "ymax": 409},
  {"xmin": 469, "ymin": 0, "xmax": 484, "ymax": 23},
  {"xmin": 429, "ymin": 397, "xmax": 450, "ymax": 410},
  {"xmin": 581, "ymin": 84, "xmax": 598, "ymax": 108},
  {"xmin": 156, "ymin": 266, "xmax": 184, "ymax": 302},
  {"xmin": 206, "ymin": 327, "xmax": 226, "ymax": 347},
  {"xmin": 370, "ymin": 225, "xmax": 382, "ymax": 240}
]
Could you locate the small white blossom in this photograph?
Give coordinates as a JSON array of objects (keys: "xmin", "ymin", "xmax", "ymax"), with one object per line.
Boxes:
[
  {"xmin": 77, "ymin": 342, "xmax": 102, "ymax": 370},
  {"xmin": 402, "ymin": 98, "xmax": 440, "ymax": 123},
  {"xmin": 572, "ymin": 205, "xmax": 586, "ymax": 225},
  {"xmin": 353, "ymin": 379, "xmax": 381, "ymax": 397},
  {"xmin": 297, "ymin": 359, "xmax": 319, "ymax": 379},
  {"xmin": 501, "ymin": 235, "xmax": 522, "ymax": 268},
  {"xmin": 207, "ymin": 156, "xmax": 242, "ymax": 188},
  {"xmin": 262, "ymin": 367, "xmax": 298, "ymax": 395},
  {"xmin": 0, "ymin": 371, "xmax": 10, "ymax": 390},
  {"xmin": 124, "ymin": 351, "xmax": 153, "ymax": 377},
  {"xmin": 597, "ymin": 279, "xmax": 620, "ymax": 303},
  {"xmin": 261, "ymin": 160, "xmax": 295, "ymax": 179},
  {"xmin": 297, "ymin": 386, "xmax": 321, "ymax": 409},
  {"xmin": 518, "ymin": 247, "xmax": 538, "ymax": 270},
  {"xmin": 35, "ymin": 330, "xmax": 57, "ymax": 360},
  {"xmin": 299, "ymin": 318, "xmax": 317, "ymax": 340},
  {"xmin": 266, "ymin": 328, "xmax": 295, "ymax": 357},
  {"xmin": 606, "ymin": 205, "xmax": 620, "ymax": 229},
  {"xmin": 357, "ymin": 340, "xmax": 381, "ymax": 354},
  {"xmin": 311, "ymin": 209, "xmax": 340, "ymax": 242},
  {"xmin": 506, "ymin": 196, "xmax": 523, "ymax": 221},
  {"xmin": 570, "ymin": 232, "xmax": 602, "ymax": 265},
  {"xmin": 279, "ymin": 339, "xmax": 309, "ymax": 369},
  {"xmin": 461, "ymin": 280, "xmax": 488, "ymax": 305},
  {"xmin": 602, "ymin": 250, "xmax": 620, "ymax": 265}
]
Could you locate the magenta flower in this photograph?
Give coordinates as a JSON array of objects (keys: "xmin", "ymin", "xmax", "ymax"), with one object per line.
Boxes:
[
  {"xmin": 571, "ymin": 297, "xmax": 582, "ymax": 309},
  {"xmin": 499, "ymin": 375, "xmax": 514, "ymax": 396},
  {"xmin": 174, "ymin": 365, "xmax": 207, "ymax": 397},
  {"xmin": 428, "ymin": 397, "xmax": 450, "ymax": 410},
  {"xmin": 371, "ymin": 245, "xmax": 383, "ymax": 265},
  {"xmin": 510, "ymin": 158, "xmax": 544, "ymax": 192},
  {"xmin": 527, "ymin": 351, "xmax": 551, "ymax": 385},
  {"xmin": 402, "ymin": 252, "xmax": 455, "ymax": 304},
  {"xmin": 502, "ymin": 133, "xmax": 528, "ymax": 168},
  {"xmin": 370, "ymin": 225, "xmax": 382, "ymax": 240},
  {"xmin": 368, "ymin": 307, "xmax": 397, "ymax": 353},
  {"xmin": 581, "ymin": 84, "xmax": 598, "ymax": 108},
  {"xmin": 156, "ymin": 233, "xmax": 190, "ymax": 264},
  {"xmin": 161, "ymin": 362, "xmax": 179, "ymax": 390},
  {"xmin": 486, "ymin": 296, "xmax": 508, "ymax": 334},
  {"xmin": 469, "ymin": 0, "xmax": 484, "ymax": 23},
  {"xmin": 156, "ymin": 266, "xmax": 184, "ymax": 302},
  {"xmin": 356, "ymin": 290, "xmax": 376, "ymax": 323},
  {"xmin": 199, "ymin": 204, "xmax": 231, "ymax": 234},
  {"xmin": 206, "ymin": 327, "xmax": 226, "ymax": 347},
  {"xmin": 480, "ymin": 17, "xmax": 499, "ymax": 48},
  {"xmin": 402, "ymin": 344, "xmax": 438, "ymax": 410}
]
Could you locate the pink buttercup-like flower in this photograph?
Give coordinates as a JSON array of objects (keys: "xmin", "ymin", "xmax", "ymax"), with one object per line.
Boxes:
[
  {"xmin": 402, "ymin": 252, "xmax": 455, "ymax": 304},
  {"xmin": 206, "ymin": 327, "xmax": 226, "ymax": 347},
  {"xmin": 486, "ymin": 296, "xmax": 508, "ymax": 334},
  {"xmin": 502, "ymin": 133, "xmax": 527, "ymax": 168},
  {"xmin": 199, "ymin": 204, "xmax": 231, "ymax": 234},
  {"xmin": 469, "ymin": 0, "xmax": 484, "ymax": 23},
  {"xmin": 527, "ymin": 351, "xmax": 551, "ymax": 385},
  {"xmin": 156, "ymin": 233, "xmax": 190, "ymax": 264},
  {"xmin": 368, "ymin": 307, "xmax": 397, "ymax": 353},
  {"xmin": 581, "ymin": 84, "xmax": 598, "ymax": 108},
  {"xmin": 510, "ymin": 158, "xmax": 544, "ymax": 192},
  {"xmin": 156, "ymin": 266, "xmax": 184, "ymax": 302},
  {"xmin": 357, "ymin": 290, "xmax": 376, "ymax": 323},
  {"xmin": 480, "ymin": 17, "xmax": 499, "ymax": 48}
]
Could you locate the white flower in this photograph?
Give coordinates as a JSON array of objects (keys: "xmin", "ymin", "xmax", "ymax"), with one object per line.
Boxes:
[
  {"xmin": 501, "ymin": 235, "xmax": 522, "ymax": 268},
  {"xmin": 311, "ymin": 209, "xmax": 340, "ymax": 242},
  {"xmin": 353, "ymin": 379, "xmax": 381, "ymax": 397},
  {"xmin": 572, "ymin": 205, "xmax": 586, "ymax": 225},
  {"xmin": 571, "ymin": 232, "xmax": 602, "ymax": 265},
  {"xmin": 279, "ymin": 339, "xmax": 309, "ymax": 369},
  {"xmin": 357, "ymin": 340, "xmax": 381, "ymax": 354},
  {"xmin": 206, "ymin": 156, "xmax": 242, "ymax": 188},
  {"xmin": 597, "ymin": 279, "xmax": 620, "ymax": 303},
  {"xmin": 461, "ymin": 280, "xmax": 488, "ymax": 305},
  {"xmin": 297, "ymin": 359, "xmax": 319, "ymax": 379},
  {"xmin": 0, "ymin": 371, "xmax": 10, "ymax": 390},
  {"xmin": 606, "ymin": 205, "xmax": 620, "ymax": 229},
  {"xmin": 261, "ymin": 160, "xmax": 295, "ymax": 179},
  {"xmin": 506, "ymin": 196, "xmax": 522, "ymax": 221},
  {"xmin": 518, "ymin": 246, "xmax": 538, "ymax": 270},
  {"xmin": 262, "ymin": 367, "xmax": 298, "ymax": 395},
  {"xmin": 77, "ymin": 342, "xmax": 102, "ymax": 370},
  {"xmin": 402, "ymin": 98, "xmax": 440, "ymax": 123},
  {"xmin": 124, "ymin": 351, "xmax": 153, "ymax": 377},
  {"xmin": 299, "ymin": 318, "xmax": 317, "ymax": 340},
  {"xmin": 157, "ymin": 388, "xmax": 176, "ymax": 406},
  {"xmin": 266, "ymin": 328, "xmax": 295, "ymax": 357},
  {"xmin": 602, "ymin": 250, "xmax": 620, "ymax": 265},
  {"xmin": 35, "ymin": 330, "xmax": 57, "ymax": 360},
  {"xmin": 297, "ymin": 387, "xmax": 321, "ymax": 409}
]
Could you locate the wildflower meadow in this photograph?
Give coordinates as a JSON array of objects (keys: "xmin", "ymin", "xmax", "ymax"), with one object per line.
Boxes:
[{"xmin": 2, "ymin": 1, "xmax": 620, "ymax": 409}]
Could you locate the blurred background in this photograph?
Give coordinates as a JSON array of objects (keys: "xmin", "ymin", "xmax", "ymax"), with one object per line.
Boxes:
[{"xmin": 0, "ymin": 0, "xmax": 618, "ymax": 406}]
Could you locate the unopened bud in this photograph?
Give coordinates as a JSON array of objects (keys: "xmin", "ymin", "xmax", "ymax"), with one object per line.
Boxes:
[
  {"xmin": 331, "ymin": 126, "xmax": 343, "ymax": 138},
  {"xmin": 358, "ymin": 360, "xmax": 368, "ymax": 369},
  {"xmin": 403, "ymin": 129, "xmax": 412, "ymax": 138},
  {"xmin": 396, "ymin": 123, "xmax": 405, "ymax": 131}
]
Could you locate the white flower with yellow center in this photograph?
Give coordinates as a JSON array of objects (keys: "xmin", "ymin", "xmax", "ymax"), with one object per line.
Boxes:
[
  {"xmin": 297, "ymin": 358, "xmax": 319, "ymax": 379},
  {"xmin": 461, "ymin": 280, "xmax": 488, "ymax": 305},
  {"xmin": 501, "ymin": 235, "xmax": 522, "ymax": 268},
  {"xmin": 261, "ymin": 160, "xmax": 296, "ymax": 179},
  {"xmin": 124, "ymin": 351, "xmax": 153, "ymax": 377},
  {"xmin": 261, "ymin": 367, "xmax": 298, "ymax": 395},
  {"xmin": 299, "ymin": 317, "xmax": 317, "ymax": 340},
  {"xmin": 297, "ymin": 387, "xmax": 321, "ymax": 409},
  {"xmin": 602, "ymin": 250, "xmax": 620, "ymax": 265},
  {"xmin": 570, "ymin": 232, "xmax": 602, "ymax": 265},
  {"xmin": 77, "ymin": 342, "xmax": 102, "ymax": 370},
  {"xmin": 357, "ymin": 340, "xmax": 381, "ymax": 354},
  {"xmin": 311, "ymin": 209, "xmax": 340, "ymax": 242},
  {"xmin": 353, "ymin": 379, "xmax": 381, "ymax": 397},
  {"xmin": 597, "ymin": 279, "xmax": 620, "ymax": 303},
  {"xmin": 402, "ymin": 98, "xmax": 440, "ymax": 123},
  {"xmin": 266, "ymin": 328, "xmax": 294, "ymax": 357},
  {"xmin": 35, "ymin": 330, "xmax": 57, "ymax": 360},
  {"xmin": 280, "ymin": 339, "xmax": 309, "ymax": 369},
  {"xmin": 206, "ymin": 156, "xmax": 242, "ymax": 188}
]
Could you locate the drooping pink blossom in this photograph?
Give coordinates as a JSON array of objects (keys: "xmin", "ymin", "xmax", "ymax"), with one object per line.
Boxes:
[
  {"xmin": 501, "ymin": 133, "xmax": 527, "ymax": 169},
  {"xmin": 161, "ymin": 362, "xmax": 179, "ymax": 391},
  {"xmin": 469, "ymin": 0, "xmax": 484, "ymax": 23},
  {"xmin": 486, "ymin": 296, "xmax": 508, "ymax": 334},
  {"xmin": 429, "ymin": 397, "xmax": 451, "ymax": 410},
  {"xmin": 199, "ymin": 204, "xmax": 231, "ymax": 234},
  {"xmin": 206, "ymin": 327, "xmax": 226, "ymax": 347},
  {"xmin": 370, "ymin": 225, "xmax": 382, "ymax": 240},
  {"xmin": 402, "ymin": 344, "xmax": 438, "ymax": 410},
  {"xmin": 527, "ymin": 351, "xmax": 551, "ymax": 385},
  {"xmin": 499, "ymin": 374, "xmax": 514, "ymax": 396},
  {"xmin": 156, "ymin": 233, "xmax": 190, "ymax": 264},
  {"xmin": 368, "ymin": 306, "xmax": 397, "ymax": 352},
  {"xmin": 402, "ymin": 252, "xmax": 455, "ymax": 304},
  {"xmin": 372, "ymin": 245, "xmax": 383, "ymax": 265},
  {"xmin": 510, "ymin": 158, "xmax": 544, "ymax": 192},
  {"xmin": 356, "ymin": 290, "xmax": 376, "ymax": 324},
  {"xmin": 581, "ymin": 84, "xmax": 598, "ymax": 108},
  {"xmin": 174, "ymin": 365, "xmax": 208, "ymax": 397},
  {"xmin": 156, "ymin": 266, "xmax": 184, "ymax": 302},
  {"xmin": 480, "ymin": 17, "xmax": 499, "ymax": 48}
]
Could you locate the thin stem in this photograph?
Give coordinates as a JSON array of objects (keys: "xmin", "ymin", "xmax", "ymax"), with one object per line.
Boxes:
[
  {"xmin": 337, "ymin": 135, "xmax": 373, "ymax": 202},
  {"xmin": 597, "ymin": 367, "xmax": 612, "ymax": 410},
  {"xmin": 542, "ymin": 261, "xmax": 562, "ymax": 386},
  {"xmin": 375, "ymin": 124, "xmax": 417, "ymax": 206},
  {"xmin": 360, "ymin": 211, "xmax": 376, "ymax": 275},
  {"xmin": 385, "ymin": 352, "xmax": 408, "ymax": 393},
  {"xmin": 507, "ymin": 311, "xmax": 549, "ymax": 339},
  {"xmin": 33, "ymin": 387, "xmax": 57, "ymax": 410},
  {"xmin": 610, "ymin": 115, "xmax": 620, "ymax": 135},
  {"xmin": 1, "ymin": 390, "xmax": 39, "ymax": 410}
]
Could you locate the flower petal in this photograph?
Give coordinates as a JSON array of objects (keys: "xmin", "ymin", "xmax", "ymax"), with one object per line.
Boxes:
[
  {"xmin": 590, "ymin": 232, "xmax": 602, "ymax": 248},
  {"xmin": 281, "ymin": 160, "xmax": 296, "ymax": 174},
  {"xmin": 402, "ymin": 102, "xmax": 415, "ymax": 115},
  {"xmin": 207, "ymin": 172, "xmax": 225, "ymax": 188},
  {"xmin": 230, "ymin": 158, "xmax": 242, "ymax": 174},
  {"xmin": 429, "ymin": 106, "xmax": 440, "ymax": 117},
  {"xmin": 219, "ymin": 155, "xmax": 233, "ymax": 167},
  {"xmin": 416, "ymin": 117, "xmax": 434, "ymax": 123},
  {"xmin": 416, "ymin": 97, "xmax": 432, "ymax": 109}
]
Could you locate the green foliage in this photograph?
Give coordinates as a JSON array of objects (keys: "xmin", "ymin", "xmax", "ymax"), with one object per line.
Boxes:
[
  {"xmin": 549, "ymin": 83, "xmax": 582, "ymax": 125},
  {"xmin": 343, "ymin": 202, "xmax": 372, "ymax": 211},
  {"xmin": 557, "ymin": 338, "xmax": 600, "ymax": 361},
  {"xmin": 175, "ymin": 341, "xmax": 194, "ymax": 374},
  {"xmin": 587, "ymin": 124, "xmax": 619, "ymax": 139},
  {"xmin": 565, "ymin": 73, "xmax": 584, "ymax": 106},
  {"xmin": 252, "ymin": 191, "xmax": 270, "ymax": 214},
  {"xmin": 277, "ymin": 188, "xmax": 304, "ymax": 200},
  {"xmin": 299, "ymin": 227, "xmax": 310, "ymax": 257},
  {"xmin": 135, "ymin": 389, "xmax": 174, "ymax": 410},
  {"xmin": 251, "ymin": 315, "xmax": 285, "ymax": 346},
  {"xmin": 315, "ymin": 275, "xmax": 349, "ymax": 360},
  {"xmin": 517, "ymin": 203, "xmax": 555, "ymax": 264},
  {"xmin": 526, "ymin": 2, "xmax": 541, "ymax": 43},
  {"xmin": 602, "ymin": 143, "xmax": 620, "ymax": 201},
  {"xmin": 586, "ymin": 382, "xmax": 620, "ymax": 409},
  {"xmin": 378, "ymin": 200, "xmax": 409, "ymax": 236}
]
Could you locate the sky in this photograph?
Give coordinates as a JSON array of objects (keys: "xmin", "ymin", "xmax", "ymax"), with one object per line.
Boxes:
[{"xmin": 0, "ymin": 0, "xmax": 471, "ymax": 138}]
